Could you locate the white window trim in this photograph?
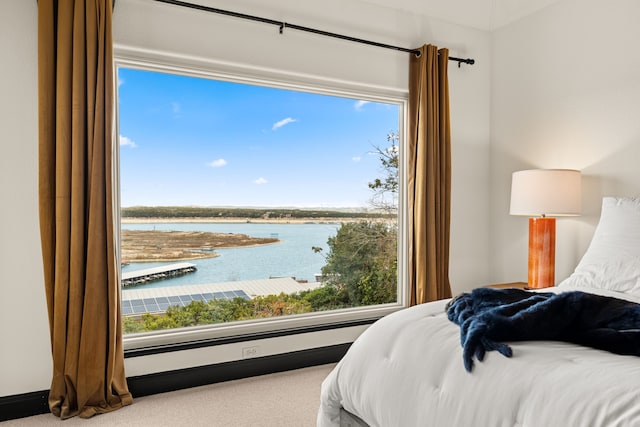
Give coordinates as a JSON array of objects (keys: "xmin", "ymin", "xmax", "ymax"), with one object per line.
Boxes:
[{"xmin": 113, "ymin": 45, "xmax": 409, "ymax": 351}]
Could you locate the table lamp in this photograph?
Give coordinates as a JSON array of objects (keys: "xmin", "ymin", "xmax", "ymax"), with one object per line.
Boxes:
[{"xmin": 509, "ymin": 169, "xmax": 581, "ymax": 288}]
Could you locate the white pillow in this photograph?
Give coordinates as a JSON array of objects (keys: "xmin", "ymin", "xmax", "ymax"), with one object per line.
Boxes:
[{"xmin": 558, "ymin": 196, "xmax": 640, "ymax": 296}]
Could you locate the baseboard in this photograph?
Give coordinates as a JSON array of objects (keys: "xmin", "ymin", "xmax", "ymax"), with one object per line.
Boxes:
[
  {"xmin": 127, "ymin": 342, "xmax": 350, "ymax": 397},
  {"xmin": 0, "ymin": 343, "xmax": 349, "ymax": 422},
  {"xmin": 0, "ymin": 390, "xmax": 50, "ymax": 422}
]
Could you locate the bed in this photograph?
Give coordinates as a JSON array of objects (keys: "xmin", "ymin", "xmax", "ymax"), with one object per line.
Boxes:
[{"xmin": 317, "ymin": 197, "xmax": 640, "ymax": 427}]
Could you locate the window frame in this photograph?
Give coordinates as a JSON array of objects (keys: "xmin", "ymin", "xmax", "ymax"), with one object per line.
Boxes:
[{"xmin": 114, "ymin": 47, "xmax": 409, "ymax": 352}]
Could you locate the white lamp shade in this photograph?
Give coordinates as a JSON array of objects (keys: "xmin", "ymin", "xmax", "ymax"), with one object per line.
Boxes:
[{"xmin": 510, "ymin": 169, "xmax": 581, "ymax": 216}]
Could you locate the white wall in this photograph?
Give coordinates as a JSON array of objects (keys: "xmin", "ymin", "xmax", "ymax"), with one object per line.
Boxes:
[
  {"xmin": 0, "ymin": 0, "xmax": 490, "ymax": 396},
  {"xmin": 490, "ymin": 0, "xmax": 640, "ymax": 284},
  {"xmin": 0, "ymin": 0, "xmax": 53, "ymax": 396}
]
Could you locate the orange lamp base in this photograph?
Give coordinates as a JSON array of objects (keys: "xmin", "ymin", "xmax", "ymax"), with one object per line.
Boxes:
[{"xmin": 528, "ymin": 217, "xmax": 556, "ymax": 288}]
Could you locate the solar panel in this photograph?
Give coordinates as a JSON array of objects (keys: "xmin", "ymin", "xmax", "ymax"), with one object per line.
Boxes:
[
  {"xmin": 121, "ymin": 301, "xmax": 133, "ymax": 315},
  {"xmin": 148, "ymin": 304, "xmax": 161, "ymax": 313},
  {"xmin": 122, "ymin": 290, "xmax": 251, "ymax": 316},
  {"xmin": 132, "ymin": 305, "xmax": 147, "ymax": 314}
]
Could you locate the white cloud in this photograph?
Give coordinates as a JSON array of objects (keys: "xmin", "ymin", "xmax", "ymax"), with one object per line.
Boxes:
[
  {"xmin": 172, "ymin": 102, "xmax": 181, "ymax": 114},
  {"xmin": 354, "ymin": 100, "xmax": 370, "ymax": 110},
  {"xmin": 352, "ymin": 156, "xmax": 361, "ymax": 162},
  {"xmin": 272, "ymin": 117, "xmax": 297, "ymax": 130},
  {"xmin": 253, "ymin": 177, "xmax": 268, "ymax": 185},
  {"xmin": 118, "ymin": 77, "xmax": 125, "ymax": 87},
  {"xmin": 119, "ymin": 135, "xmax": 136, "ymax": 148},
  {"xmin": 208, "ymin": 159, "xmax": 227, "ymax": 168}
]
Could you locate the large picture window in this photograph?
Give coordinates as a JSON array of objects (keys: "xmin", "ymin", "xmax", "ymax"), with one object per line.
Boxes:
[{"xmin": 117, "ymin": 63, "xmax": 404, "ymax": 341}]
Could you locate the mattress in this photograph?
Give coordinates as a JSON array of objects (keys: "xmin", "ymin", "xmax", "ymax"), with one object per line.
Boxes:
[
  {"xmin": 318, "ymin": 286, "xmax": 640, "ymax": 427},
  {"xmin": 340, "ymin": 408, "xmax": 368, "ymax": 427}
]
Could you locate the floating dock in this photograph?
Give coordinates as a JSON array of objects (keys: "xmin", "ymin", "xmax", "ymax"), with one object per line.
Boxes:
[{"xmin": 122, "ymin": 262, "xmax": 197, "ymax": 287}]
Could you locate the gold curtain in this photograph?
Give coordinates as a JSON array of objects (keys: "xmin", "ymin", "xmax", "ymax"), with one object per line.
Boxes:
[
  {"xmin": 38, "ymin": 0, "xmax": 132, "ymax": 419},
  {"xmin": 407, "ymin": 44, "xmax": 453, "ymax": 305}
]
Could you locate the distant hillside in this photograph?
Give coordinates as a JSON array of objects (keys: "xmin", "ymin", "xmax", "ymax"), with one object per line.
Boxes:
[{"xmin": 121, "ymin": 206, "xmax": 394, "ymax": 219}]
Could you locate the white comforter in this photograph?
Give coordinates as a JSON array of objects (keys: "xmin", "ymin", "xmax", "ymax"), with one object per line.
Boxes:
[{"xmin": 318, "ymin": 286, "xmax": 640, "ymax": 427}]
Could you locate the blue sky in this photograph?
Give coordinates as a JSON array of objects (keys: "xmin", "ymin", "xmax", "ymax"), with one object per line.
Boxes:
[{"xmin": 117, "ymin": 67, "xmax": 399, "ymax": 208}]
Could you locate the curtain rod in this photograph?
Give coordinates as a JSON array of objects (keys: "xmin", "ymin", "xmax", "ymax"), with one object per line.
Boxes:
[{"xmin": 152, "ymin": 0, "xmax": 475, "ymax": 67}]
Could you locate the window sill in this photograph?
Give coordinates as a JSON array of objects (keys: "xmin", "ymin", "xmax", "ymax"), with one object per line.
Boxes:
[{"xmin": 123, "ymin": 303, "xmax": 402, "ymax": 356}]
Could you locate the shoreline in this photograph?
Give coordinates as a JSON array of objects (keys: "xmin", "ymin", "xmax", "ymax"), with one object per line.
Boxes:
[
  {"xmin": 121, "ymin": 229, "xmax": 281, "ymax": 263},
  {"xmin": 124, "ymin": 240, "xmax": 284, "ymax": 264},
  {"xmin": 124, "ymin": 253, "xmax": 218, "ymax": 263},
  {"xmin": 121, "ymin": 217, "xmax": 385, "ymax": 224}
]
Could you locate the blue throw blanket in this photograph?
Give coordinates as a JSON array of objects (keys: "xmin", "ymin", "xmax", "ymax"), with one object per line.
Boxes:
[{"xmin": 446, "ymin": 288, "xmax": 640, "ymax": 372}]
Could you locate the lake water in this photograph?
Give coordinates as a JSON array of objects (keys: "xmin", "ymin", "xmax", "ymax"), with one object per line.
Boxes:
[{"xmin": 121, "ymin": 222, "xmax": 339, "ymax": 289}]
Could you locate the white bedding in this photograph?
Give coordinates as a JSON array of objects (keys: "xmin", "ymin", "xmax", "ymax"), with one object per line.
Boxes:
[{"xmin": 317, "ymin": 286, "xmax": 640, "ymax": 427}]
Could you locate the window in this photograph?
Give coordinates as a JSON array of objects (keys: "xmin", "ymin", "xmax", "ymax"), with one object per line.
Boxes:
[{"xmin": 116, "ymin": 59, "xmax": 406, "ymax": 347}]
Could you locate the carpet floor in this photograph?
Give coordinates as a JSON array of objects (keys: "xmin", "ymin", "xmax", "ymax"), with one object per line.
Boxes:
[{"xmin": 3, "ymin": 364, "xmax": 336, "ymax": 426}]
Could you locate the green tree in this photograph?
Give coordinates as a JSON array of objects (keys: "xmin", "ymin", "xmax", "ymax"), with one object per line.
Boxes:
[
  {"xmin": 321, "ymin": 221, "xmax": 397, "ymax": 306},
  {"xmin": 300, "ymin": 284, "xmax": 350, "ymax": 311},
  {"xmin": 122, "ymin": 316, "xmax": 146, "ymax": 333},
  {"xmin": 368, "ymin": 132, "xmax": 398, "ymax": 212},
  {"xmin": 250, "ymin": 293, "xmax": 312, "ymax": 317},
  {"xmin": 355, "ymin": 256, "xmax": 397, "ymax": 305},
  {"xmin": 207, "ymin": 298, "xmax": 254, "ymax": 323},
  {"xmin": 320, "ymin": 131, "xmax": 399, "ymax": 307},
  {"xmin": 141, "ymin": 311, "xmax": 180, "ymax": 330},
  {"xmin": 122, "ymin": 293, "xmax": 316, "ymax": 333}
]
